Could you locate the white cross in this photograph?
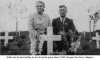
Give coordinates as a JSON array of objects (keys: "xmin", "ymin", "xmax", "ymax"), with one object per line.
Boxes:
[
  {"xmin": 0, "ymin": 31, "xmax": 13, "ymax": 46},
  {"xmin": 40, "ymin": 26, "xmax": 61, "ymax": 54},
  {"xmin": 92, "ymin": 32, "xmax": 100, "ymax": 49}
]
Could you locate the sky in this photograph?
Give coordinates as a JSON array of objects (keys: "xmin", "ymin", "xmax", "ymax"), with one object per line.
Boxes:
[{"xmin": 0, "ymin": 0, "xmax": 100, "ymax": 32}]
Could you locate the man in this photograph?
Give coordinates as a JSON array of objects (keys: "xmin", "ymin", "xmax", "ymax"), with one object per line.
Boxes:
[
  {"xmin": 28, "ymin": 1, "xmax": 51, "ymax": 55},
  {"xmin": 52, "ymin": 5, "xmax": 78, "ymax": 53}
]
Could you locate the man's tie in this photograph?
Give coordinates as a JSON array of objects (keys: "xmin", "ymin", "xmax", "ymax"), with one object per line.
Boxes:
[
  {"xmin": 60, "ymin": 18, "xmax": 64, "ymax": 31},
  {"xmin": 61, "ymin": 18, "xmax": 64, "ymax": 31}
]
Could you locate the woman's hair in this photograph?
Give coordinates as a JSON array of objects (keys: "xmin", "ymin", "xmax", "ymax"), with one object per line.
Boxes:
[{"xmin": 36, "ymin": 1, "xmax": 45, "ymax": 8}]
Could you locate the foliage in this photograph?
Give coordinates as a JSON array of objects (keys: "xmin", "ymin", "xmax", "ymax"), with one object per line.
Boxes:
[
  {"xmin": 88, "ymin": 4, "xmax": 100, "ymax": 31},
  {"xmin": 76, "ymin": 36, "xmax": 91, "ymax": 55},
  {"xmin": 0, "ymin": 31, "xmax": 30, "ymax": 50}
]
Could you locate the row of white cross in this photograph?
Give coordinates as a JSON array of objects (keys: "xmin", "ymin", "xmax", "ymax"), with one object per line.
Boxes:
[
  {"xmin": 0, "ymin": 26, "xmax": 100, "ymax": 54},
  {"xmin": 0, "ymin": 27, "xmax": 61, "ymax": 54}
]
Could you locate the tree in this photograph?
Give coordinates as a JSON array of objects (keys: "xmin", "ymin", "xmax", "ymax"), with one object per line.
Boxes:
[
  {"xmin": 88, "ymin": 4, "xmax": 100, "ymax": 31},
  {"xmin": 6, "ymin": 0, "xmax": 27, "ymax": 41}
]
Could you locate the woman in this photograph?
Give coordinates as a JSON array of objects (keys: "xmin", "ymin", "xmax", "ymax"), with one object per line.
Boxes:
[{"xmin": 28, "ymin": 1, "xmax": 51, "ymax": 55}]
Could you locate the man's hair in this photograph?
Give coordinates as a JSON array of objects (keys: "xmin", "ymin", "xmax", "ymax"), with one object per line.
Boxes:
[
  {"xmin": 59, "ymin": 5, "xmax": 67, "ymax": 9},
  {"xmin": 36, "ymin": 1, "xmax": 45, "ymax": 8}
]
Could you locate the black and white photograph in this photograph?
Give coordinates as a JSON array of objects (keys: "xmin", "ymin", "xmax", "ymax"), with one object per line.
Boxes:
[{"xmin": 0, "ymin": 0, "xmax": 100, "ymax": 56}]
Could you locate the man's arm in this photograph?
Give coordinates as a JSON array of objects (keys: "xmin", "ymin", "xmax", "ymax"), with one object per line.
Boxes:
[
  {"xmin": 69, "ymin": 19, "xmax": 78, "ymax": 35},
  {"xmin": 52, "ymin": 19, "xmax": 58, "ymax": 35}
]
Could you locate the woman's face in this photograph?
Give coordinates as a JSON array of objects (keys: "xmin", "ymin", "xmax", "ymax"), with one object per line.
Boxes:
[{"xmin": 36, "ymin": 2, "xmax": 45, "ymax": 13}]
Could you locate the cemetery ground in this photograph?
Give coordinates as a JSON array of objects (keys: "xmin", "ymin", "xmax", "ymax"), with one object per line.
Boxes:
[{"xmin": 0, "ymin": 31, "xmax": 100, "ymax": 55}]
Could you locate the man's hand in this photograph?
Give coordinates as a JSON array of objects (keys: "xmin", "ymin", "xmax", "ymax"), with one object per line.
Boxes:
[{"xmin": 58, "ymin": 31, "xmax": 66, "ymax": 35}]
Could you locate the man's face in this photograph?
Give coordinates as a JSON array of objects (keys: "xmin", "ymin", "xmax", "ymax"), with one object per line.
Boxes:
[
  {"xmin": 36, "ymin": 2, "xmax": 44, "ymax": 13},
  {"xmin": 59, "ymin": 7, "xmax": 67, "ymax": 17}
]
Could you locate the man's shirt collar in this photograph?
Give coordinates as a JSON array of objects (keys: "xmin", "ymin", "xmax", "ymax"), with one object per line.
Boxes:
[{"xmin": 60, "ymin": 17, "xmax": 65, "ymax": 22}]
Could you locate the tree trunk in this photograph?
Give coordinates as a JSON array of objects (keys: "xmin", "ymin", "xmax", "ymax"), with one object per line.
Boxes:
[
  {"xmin": 89, "ymin": 20, "xmax": 92, "ymax": 42},
  {"xmin": 93, "ymin": 24, "xmax": 95, "ymax": 32}
]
